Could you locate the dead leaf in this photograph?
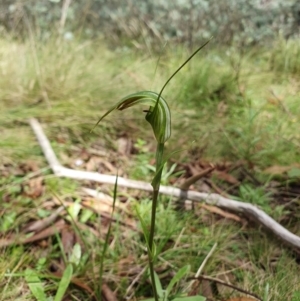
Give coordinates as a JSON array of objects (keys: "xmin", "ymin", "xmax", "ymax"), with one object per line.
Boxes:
[
  {"xmin": 266, "ymin": 96, "xmax": 280, "ymax": 105},
  {"xmin": 117, "ymin": 136, "xmax": 132, "ymax": 155},
  {"xmin": 61, "ymin": 226, "xmax": 76, "ymax": 256},
  {"xmin": 78, "ymin": 148, "xmax": 90, "ymax": 161},
  {"xmin": 199, "ymin": 204, "xmax": 242, "ymax": 222},
  {"xmin": 101, "ymin": 283, "xmax": 118, "ymax": 301},
  {"xmin": 88, "ymin": 147, "xmax": 108, "ymax": 157},
  {"xmin": 213, "ymin": 170, "xmax": 240, "ymax": 185},
  {"xmin": 82, "ymin": 198, "xmax": 113, "ymax": 215},
  {"xmin": 19, "ymin": 161, "xmax": 39, "ymax": 173},
  {"xmin": 198, "ymin": 160, "xmax": 215, "ymax": 169},
  {"xmin": 22, "ymin": 219, "xmax": 66, "ymax": 244},
  {"xmin": 24, "ymin": 206, "xmax": 64, "ymax": 233},
  {"xmin": 55, "ymin": 135, "xmax": 67, "ymax": 144},
  {"xmin": 0, "ymin": 220, "xmax": 65, "ymax": 248},
  {"xmin": 101, "ymin": 160, "xmax": 117, "ymax": 174},
  {"xmin": 197, "ymin": 280, "xmax": 213, "ymax": 299},
  {"xmin": 81, "ymin": 188, "xmax": 127, "ymax": 211},
  {"xmin": 24, "ymin": 176, "xmax": 44, "ymax": 198},
  {"xmin": 187, "ymin": 163, "xmax": 203, "ymax": 176},
  {"xmin": 263, "ymin": 165, "xmax": 300, "ymax": 175},
  {"xmin": 85, "ymin": 157, "xmax": 117, "ymax": 174},
  {"xmin": 117, "ymin": 256, "xmax": 139, "ymax": 276},
  {"xmin": 206, "ymin": 179, "xmax": 229, "ymax": 197},
  {"xmin": 85, "ymin": 156, "xmax": 103, "ymax": 172}
]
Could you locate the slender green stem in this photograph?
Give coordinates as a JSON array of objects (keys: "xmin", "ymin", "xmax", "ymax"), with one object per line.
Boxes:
[
  {"xmin": 155, "ymin": 143, "xmax": 165, "ymax": 173},
  {"xmin": 148, "ymin": 187, "xmax": 159, "ymax": 301},
  {"xmin": 148, "ymin": 143, "xmax": 165, "ymax": 301}
]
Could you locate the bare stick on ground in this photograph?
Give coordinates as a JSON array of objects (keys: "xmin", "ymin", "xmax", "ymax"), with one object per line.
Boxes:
[
  {"xmin": 193, "ymin": 275, "xmax": 262, "ymax": 301},
  {"xmin": 29, "ymin": 118, "xmax": 300, "ymax": 250}
]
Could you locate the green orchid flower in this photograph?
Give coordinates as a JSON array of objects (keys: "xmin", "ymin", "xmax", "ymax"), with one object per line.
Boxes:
[
  {"xmin": 93, "ymin": 90, "xmax": 171, "ymax": 144},
  {"xmin": 93, "ymin": 39, "xmax": 211, "ymax": 301}
]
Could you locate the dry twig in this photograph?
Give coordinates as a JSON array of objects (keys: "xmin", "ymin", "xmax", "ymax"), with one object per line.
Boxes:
[
  {"xmin": 29, "ymin": 118, "xmax": 300, "ymax": 250},
  {"xmin": 192, "ymin": 275, "xmax": 262, "ymax": 301}
]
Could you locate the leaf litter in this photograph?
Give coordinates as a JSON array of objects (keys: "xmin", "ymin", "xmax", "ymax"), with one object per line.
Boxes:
[{"xmin": 1, "ymin": 127, "xmax": 300, "ymax": 300}]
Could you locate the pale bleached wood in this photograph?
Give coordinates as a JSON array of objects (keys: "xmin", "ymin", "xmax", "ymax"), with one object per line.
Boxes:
[{"xmin": 29, "ymin": 118, "xmax": 300, "ymax": 250}]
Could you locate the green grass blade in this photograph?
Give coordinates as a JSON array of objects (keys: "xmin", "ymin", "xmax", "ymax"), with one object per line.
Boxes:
[
  {"xmin": 166, "ymin": 265, "xmax": 190, "ymax": 296},
  {"xmin": 25, "ymin": 269, "xmax": 47, "ymax": 301},
  {"xmin": 153, "ymin": 271, "xmax": 164, "ymax": 298},
  {"xmin": 263, "ymin": 282, "xmax": 270, "ymax": 301},
  {"xmin": 54, "ymin": 264, "xmax": 73, "ymax": 301},
  {"xmin": 98, "ymin": 174, "xmax": 119, "ymax": 300},
  {"xmin": 135, "ymin": 207, "xmax": 151, "ymax": 254}
]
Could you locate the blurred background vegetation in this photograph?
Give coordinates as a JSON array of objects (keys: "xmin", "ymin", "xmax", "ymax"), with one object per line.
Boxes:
[
  {"xmin": 1, "ymin": 0, "xmax": 300, "ymax": 47},
  {"xmin": 1, "ymin": 0, "xmax": 300, "ymax": 168}
]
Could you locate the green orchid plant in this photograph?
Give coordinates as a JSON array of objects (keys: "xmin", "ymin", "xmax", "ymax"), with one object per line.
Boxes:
[{"xmin": 93, "ymin": 40, "xmax": 210, "ymax": 301}]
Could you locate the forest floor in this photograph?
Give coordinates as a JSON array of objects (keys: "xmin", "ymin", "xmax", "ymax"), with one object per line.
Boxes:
[{"xmin": 0, "ymin": 36, "xmax": 300, "ymax": 301}]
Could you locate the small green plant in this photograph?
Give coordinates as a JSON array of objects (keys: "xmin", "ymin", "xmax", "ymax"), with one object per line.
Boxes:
[
  {"xmin": 25, "ymin": 243, "xmax": 81, "ymax": 301},
  {"xmin": 93, "ymin": 41, "xmax": 211, "ymax": 300},
  {"xmin": 143, "ymin": 266, "xmax": 205, "ymax": 301}
]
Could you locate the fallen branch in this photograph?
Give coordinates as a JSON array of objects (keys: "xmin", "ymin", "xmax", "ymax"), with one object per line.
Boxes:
[
  {"xmin": 29, "ymin": 118, "xmax": 300, "ymax": 250},
  {"xmin": 192, "ymin": 275, "xmax": 262, "ymax": 301}
]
